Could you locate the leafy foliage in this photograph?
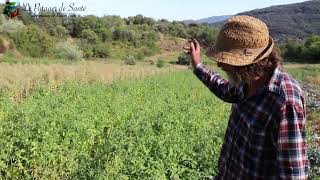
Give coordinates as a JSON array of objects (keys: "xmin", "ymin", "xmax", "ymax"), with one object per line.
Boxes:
[
  {"xmin": 124, "ymin": 55, "xmax": 136, "ymax": 65},
  {"xmin": 93, "ymin": 43, "xmax": 110, "ymax": 58},
  {"xmin": 54, "ymin": 42, "xmax": 83, "ymax": 61},
  {"xmin": 177, "ymin": 53, "xmax": 191, "ymax": 66},
  {"xmin": 156, "ymin": 59, "xmax": 165, "ymax": 68},
  {"xmin": 282, "ymin": 36, "xmax": 320, "ymax": 63},
  {"xmin": 0, "ymin": 72, "xmax": 229, "ymax": 179},
  {"xmin": 0, "ymin": 8, "xmax": 219, "ymax": 61},
  {"xmin": 10, "ymin": 25, "xmax": 54, "ymax": 57}
]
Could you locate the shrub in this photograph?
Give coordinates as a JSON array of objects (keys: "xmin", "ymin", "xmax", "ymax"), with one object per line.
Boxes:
[
  {"xmin": 0, "ymin": 15, "xmax": 25, "ymax": 35},
  {"xmin": 78, "ymin": 40, "xmax": 94, "ymax": 58},
  {"xmin": 93, "ymin": 43, "xmax": 110, "ymax": 58},
  {"xmin": 54, "ymin": 42, "xmax": 83, "ymax": 61},
  {"xmin": 113, "ymin": 29, "xmax": 135, "ymax": 42},
  {"xmin": 96, "ymin": 28, "xmax": 112, "ymax": 42},
  {"xmin": 156, "ymin": 59, "xmax": 165, "ymax": 68},
  {"xmin": 11, "ymin": 25, "xmax": 54, "ymax": 57},
  {"xmin": 81, "ymin": 29, "xmax": 99, "ymax": 44},
  {"xmin": 48, "ymin": 25, "xmax": 69, "ymax": 38},
  {"xmin": 283, "ymin": 36, "xmax": 320, "ymax": 63},
  {"xmin": 177, "ymin": 53, "xmax": 191, "ymax": 65},
  {"xmin": 124, "ymin": 55, "xmax": 136, "ymax": 65},
  {"xmin": 141, "ymin": 47, "xmax": 156, "ymax": 57},
  {"xmin": 135, "ymin": 51, "xmax": 145, "ymax": 61},
  {"xmin": 82, "ymin": 46, "xmax": 94, "ymax": 59},
  {"xmin": 308, "ymin": 145, "xmax": 320, "ymax": 178}
]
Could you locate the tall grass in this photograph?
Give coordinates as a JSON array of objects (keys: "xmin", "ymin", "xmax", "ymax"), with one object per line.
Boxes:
[{"xmin": 0, "ymin": 62, "xmax": 180, "ymax": 100}]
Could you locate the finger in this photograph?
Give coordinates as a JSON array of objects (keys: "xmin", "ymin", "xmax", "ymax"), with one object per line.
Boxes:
[
  {"xmin": 183, "ymin": 46, "xmax": 191, "ymax": 50},
  {"xmin": 184, "ymin": 50, "xmax": 191, "ymax": 55},
  {"xmin": 190, "ymin": 42, "xmax": 195, "ymax": 52},
  {"xmin": 192, "ymin": 38, "xmax": 200, "ymax": 51}
]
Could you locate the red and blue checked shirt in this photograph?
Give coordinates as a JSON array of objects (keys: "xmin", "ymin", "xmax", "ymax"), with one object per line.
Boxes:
[{"xmin": 194, "ymin": 64, "xmax": 309, "ymax": 179}]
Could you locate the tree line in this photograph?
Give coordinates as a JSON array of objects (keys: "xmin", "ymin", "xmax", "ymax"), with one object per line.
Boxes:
[{"xmin": 0, "ymin": 7, "xmax": 219, "ymax": 62}]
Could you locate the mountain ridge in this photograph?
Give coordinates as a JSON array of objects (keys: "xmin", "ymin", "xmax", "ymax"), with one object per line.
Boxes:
[{"xmin": 197, "ymin": 0, "xmax": 320, "ymax": 41}]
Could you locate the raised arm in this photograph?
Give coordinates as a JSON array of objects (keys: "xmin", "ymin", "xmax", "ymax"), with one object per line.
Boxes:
[
  {"xmin": 184, "ymin": 38, "xmax": 244, "ymax": 103},
  {"xmin": 193, "ymin": 63, "xmax": 244, "ymax": 103}
]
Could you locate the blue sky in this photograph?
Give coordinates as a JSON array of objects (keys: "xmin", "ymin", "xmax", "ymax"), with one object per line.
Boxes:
[{"xmin": 18, "ymin": 0, "xmax": 307, "ymax": 21}]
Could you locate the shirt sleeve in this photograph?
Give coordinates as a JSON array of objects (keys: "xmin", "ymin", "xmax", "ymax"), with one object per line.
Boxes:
[
  {"xmin": 193, "ymin": 63, "xmax": 245, "ymax": 103},
  {"xmin": 277, "ymin": 104, "xmax": 309, "ymax": 179}
]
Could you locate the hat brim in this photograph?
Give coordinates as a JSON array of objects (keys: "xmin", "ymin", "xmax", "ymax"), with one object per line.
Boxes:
[{"xmin": 205, "ymin": 37, "xmax": 274, "ymax": 66}]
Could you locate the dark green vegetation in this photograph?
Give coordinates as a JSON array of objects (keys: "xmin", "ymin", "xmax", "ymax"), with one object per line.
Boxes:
[
  {"xmin": 0, "ymin": 4, "xmax": 219, "ymax": 62},
  {"xmin": 0, "ymin": 72, "xmax": 230, "ymax": 179},
  {"xmin": 280, "ymin": 35, "xmax": 320, "ymax": 63},
  {"xmin": 218, "ymin": 0, "xmax": 320, "ymax": 42}
]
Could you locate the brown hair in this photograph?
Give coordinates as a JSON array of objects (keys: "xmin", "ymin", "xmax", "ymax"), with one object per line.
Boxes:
[{"xmin": 223, "ymin": 47, "xmax": 283, "ymax": 86}]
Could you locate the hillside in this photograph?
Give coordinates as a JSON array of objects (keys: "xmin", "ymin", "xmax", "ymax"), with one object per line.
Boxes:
[{"xmin": 212, "ymin": 0, "xmax": 320, "ymax": 41}]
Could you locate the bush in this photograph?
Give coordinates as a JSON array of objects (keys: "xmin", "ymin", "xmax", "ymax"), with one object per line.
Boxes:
[
  {"xmin": 82, "ymin": 46, "xmax": 94, "ymax": 59},
  {"xmin": 283, "ymin": 36, "xmax": 320, "ymax": 63},
  {"xmin": 141, "ymin": 47, "xmax": 156, "ymax": 57},
  {"xmin": 78, "ymin": 40, "xmax": 94, "ymax": 58},
  {"xmin": 135, "ymin": 51, "xmax": 145, "ymax": 61},
  {"xmin": 113, "ymin": 29, "xmax": 136, "ymax": 42},
  {"xmin": 81, "ymin": 29, "xmax": 99, "ymax": 44},
  {"xmin": 156, "ymin": 59, "xmax": 165, "ymax": 68},
  {"xmin": 11, "ymin": 25, "xmax": 54, "ymax": 57},
  {"xmin": 0, "ymin": 15, "xmax": 25, "ymax": 35},
  {"xmin": 177, "ymin": 53, "xmax": 191, "ymax": 65},
  {"xmin": 308, "ymin": 145, "xmax": 320, "ymax": 178},
  {"xmin": 97, "ymin": 28, "xmax": 112, "ymax": 42},
  {"xmin": 93, "ymin": 43, "xmax": 110, "ymax": 58},
  {"xmin": 124, "ymin": 55, "xmax": 136, "ymax": 65},
  {"xmin": 54, "ymin": 42, "xmax": 83, "ymax": 61},
  {"xmin": 48, "ymin": 25, "xmax": 69, "ymax": 38}
]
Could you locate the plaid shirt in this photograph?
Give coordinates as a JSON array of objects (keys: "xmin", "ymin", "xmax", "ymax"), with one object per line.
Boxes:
[{"xmin": 194, "ymin": 64, "xmax": 309, "ymax": 179}]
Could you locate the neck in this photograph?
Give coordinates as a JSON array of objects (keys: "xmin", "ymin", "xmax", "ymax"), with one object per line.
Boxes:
[{"xmin": 246, "ymin": 75, "xmax": 269, "ymax": 96}]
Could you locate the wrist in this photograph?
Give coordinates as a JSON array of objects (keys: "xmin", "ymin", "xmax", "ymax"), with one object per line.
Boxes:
[{"xmin": 195, "ymin": 62, "xmax": 203, "ymax": 69}]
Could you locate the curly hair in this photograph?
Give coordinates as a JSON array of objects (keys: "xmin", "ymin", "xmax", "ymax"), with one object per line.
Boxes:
[{"xmin": 223, "ymin": 47, "xmax": 283, "ymax": 87}]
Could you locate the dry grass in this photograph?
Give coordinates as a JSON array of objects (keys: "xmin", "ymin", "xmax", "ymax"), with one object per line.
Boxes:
[
  {"xmin": 284, "ymin": 63, "xmax": 320, "ymax": 69},
  {"xmin": 0, "ymin": 62, "xmax": 182, "ymax": 100},
  {"xmin": 307, "ymin": 75, "xmax": 320, "ymax": 86}
]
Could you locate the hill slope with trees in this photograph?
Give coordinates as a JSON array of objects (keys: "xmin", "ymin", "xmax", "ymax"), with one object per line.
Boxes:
[{"xmin": 211, "ymin": 0, "xmax": 320, "ymax": 42}]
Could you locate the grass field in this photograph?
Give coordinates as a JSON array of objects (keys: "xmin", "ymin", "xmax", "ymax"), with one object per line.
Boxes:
[{"xmin": 0, "ymin": 60, "xmax": 319, "ymax": 179}]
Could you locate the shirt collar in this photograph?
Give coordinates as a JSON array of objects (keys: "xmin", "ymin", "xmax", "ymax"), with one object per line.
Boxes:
[
  {"xmin": 266, "ymin": 65, "xmax": 283, "ymax": 94},
  {"xmin": 241, "ymin": 65, "xmax": 283, "ymax": 97}
]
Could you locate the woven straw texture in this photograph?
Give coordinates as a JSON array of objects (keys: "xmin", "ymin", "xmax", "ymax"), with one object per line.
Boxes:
[{"xmin": 206, "ymin": 15, "xmax": 274, "ymax": 66}]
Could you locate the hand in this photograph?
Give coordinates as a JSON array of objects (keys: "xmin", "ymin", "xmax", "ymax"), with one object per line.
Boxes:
[{"xmin": 183, "ymin": 38, "xmax": 201, "ymax": 68}]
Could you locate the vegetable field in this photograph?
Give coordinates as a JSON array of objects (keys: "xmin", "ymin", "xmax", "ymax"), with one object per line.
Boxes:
[{"xmin": 0, "ymin": 71, "xmax": 230, "ymax": 179}]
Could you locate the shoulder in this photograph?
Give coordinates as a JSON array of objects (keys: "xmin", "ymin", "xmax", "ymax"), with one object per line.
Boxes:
[{"xmin": 279, "ymin": 71, "xmax": 305, "ymax": 108}]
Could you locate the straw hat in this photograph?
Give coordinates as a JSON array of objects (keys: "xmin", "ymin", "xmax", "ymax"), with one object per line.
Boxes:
[{"xmin": 206, "ymin": 15, "xmax": 274, "ymax": 66}]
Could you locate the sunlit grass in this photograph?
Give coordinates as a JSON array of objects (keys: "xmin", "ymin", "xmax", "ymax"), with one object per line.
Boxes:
[{"xmin": 0, "ymin": 62, "xmax": 182, "ymax": 101}]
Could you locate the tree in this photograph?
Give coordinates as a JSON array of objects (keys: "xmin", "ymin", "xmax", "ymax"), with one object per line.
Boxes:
[
  {"xmin": 11, "ymin": 25, "xmax": 54, "ymax": 57},
  {"xmin": 48, "ymin": 25, "xmax": 69, "ymax": 38},
  {"xmin": 81, "ymin": 29, "xmax": 99, "ymax": 44},
  {"xmin": 112, "ymin": 29, "xmax": 135, "ymax": 42}
]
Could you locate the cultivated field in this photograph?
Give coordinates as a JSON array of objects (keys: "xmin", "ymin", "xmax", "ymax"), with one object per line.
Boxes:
[{"xmin": 0, "ymin": 61, "xmax": 319, "ymax": 179}]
